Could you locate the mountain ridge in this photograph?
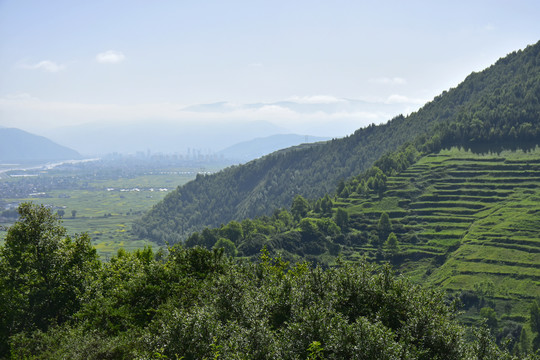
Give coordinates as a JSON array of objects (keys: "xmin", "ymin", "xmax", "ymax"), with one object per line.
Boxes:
[
  {"xmin": 135, "ymin": 40, "xmax": 540, "ymax": 245},
  {"xmin": 42, "ymin": 120, "xmax": 287, "ymax": 156},
  {"xmin": 0, "ymin": 128, "xmax": 81, "ymax": 163},
  {"xmin": 218, "ymin": 134, "xmax": 330, "ymax": 163}
]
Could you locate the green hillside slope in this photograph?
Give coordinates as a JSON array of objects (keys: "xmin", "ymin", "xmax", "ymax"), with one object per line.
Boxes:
[
  {"xmin": 342, "ymin": 147, "xmax": 540, "ymax": 289},
  {"xmin": 135, "ymin": 40, "xmax": 540, "ymax": 244},
  {"xmin": 1, "ymin": 205, "xmax": 523, "ymax": 358},
  {"xmin": 344, "ymin": 147, "xmax": 540, "ymax": 331},
  {"xmin": 181, "ymin": 146, "xmax": 540, "ymax": 348},
  {"xmin": 418, "ymin": 150, "xmax": 540, "ymax": 314}
]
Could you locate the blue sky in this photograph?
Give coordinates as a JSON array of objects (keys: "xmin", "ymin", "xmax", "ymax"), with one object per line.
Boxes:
[{"xmin": 1, "ymin": 0, "xmax": 539, "ymax": 138}]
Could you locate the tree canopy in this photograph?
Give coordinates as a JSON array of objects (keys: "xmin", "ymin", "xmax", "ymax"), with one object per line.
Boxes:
[
  {"xmin": 0, "ymin": 203, "xmax": 100, "ymax": 356},
  {"xmin": 3, "ymin": 203, "xmax": 537, "ymax": 358}
]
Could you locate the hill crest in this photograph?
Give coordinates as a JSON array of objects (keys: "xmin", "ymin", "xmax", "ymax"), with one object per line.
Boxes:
[
  {"xmin": 135, "ymin": 40, "xmax": 540, "ymax": 244},
  {"xmin": 219, "ymin": 134, "xmax": 330, "ymax": 163},
  {"xmin": 0, "ymin": 128, "xmax": 81, "ymax": 163}
]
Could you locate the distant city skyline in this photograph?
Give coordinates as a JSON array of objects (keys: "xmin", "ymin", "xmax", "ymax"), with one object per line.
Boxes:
[{"xmin": 1, "ymin": 0, "xmax": 539, "ymax": 138}]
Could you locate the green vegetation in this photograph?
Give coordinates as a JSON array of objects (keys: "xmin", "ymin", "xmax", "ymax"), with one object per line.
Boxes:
[
  {"xmin": 0, "ymin": 161, "xmax": 220, "ymax": 258},
  {"xmin": 135, "ymin": 40, "xmax": 540, "ymax": 243},
  {"xmin": 0, "ymin": 204, "xmax": 100, "ymax": 356},
  {"xmin": 129, "ymin": 41, "xmax": 540, "ymax": 348},
  {"xmin": 179, "ymin": 146, "xmax": 540, "ymax": 348},
  {"xmin": 2, "ymin": 204, "xmax": 536, "ymax": 359},
  {"xmin": 1, "ymin": 187, "xmax": 167, "ymax": 258},
  {"xmin": 1, "ymin": 40, "xmax": 540, "ymax": 359}
]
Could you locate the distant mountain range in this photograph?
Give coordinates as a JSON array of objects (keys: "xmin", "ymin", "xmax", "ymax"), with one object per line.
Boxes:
[
  {"xmin": 0, "ymin": 124, "xmax": 327, "ymax": 165},
  {"xmin": 36, "ymin": 95, "xmax": 409, "ymax": 156},
  {"xmin": 41, "ymin": 120, "xmax": 289, "ymax": 156},
  {"xmin": 0, "ymin": 128, "xmax": 81, "ymax": 163},
  {"xmin": 218, "ymin": 134, "xmax": 330, "ymax": 162}
]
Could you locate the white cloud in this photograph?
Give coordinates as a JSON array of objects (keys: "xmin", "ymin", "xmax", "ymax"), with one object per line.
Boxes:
[
  {"xmin": 370, "ymin": 77, "xmax": 406, "ymax": 85},
  {"xmin": 289, "ymin": 95, "xmax": 347, "ymax": 104},
  {"xmin": 19, "ymin": 60, "xmax": 65, "ymax": 72},
  {"xmin": 248, "ymin": 62, "xmax": 264, "ymax": 68},
  {"xmin": 255, "ymin": 104, "xmax": 297, "ymax": 117},
  {"xmin": 96, "ymin": 50, "xmax": 125, "ymax": 64}
]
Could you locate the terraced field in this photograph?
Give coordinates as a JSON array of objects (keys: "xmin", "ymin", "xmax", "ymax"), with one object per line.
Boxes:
[{"xmin": 341, "ymin": 147, "xmax": 540, "ymax": 321}]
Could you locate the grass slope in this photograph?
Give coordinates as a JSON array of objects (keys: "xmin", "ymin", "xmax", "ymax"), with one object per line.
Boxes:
[{"xmin": 339, "ymin": 146, "xmax": 540, "ymax": 322}]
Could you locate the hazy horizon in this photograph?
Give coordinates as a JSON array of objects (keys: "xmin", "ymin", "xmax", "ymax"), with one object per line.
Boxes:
[{"xmin": 1, "ymin": 1, "xmax": 539, "ymax": 140}]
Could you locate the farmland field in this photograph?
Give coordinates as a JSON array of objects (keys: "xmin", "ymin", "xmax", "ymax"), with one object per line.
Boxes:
[
  {"xmin": 0, "ymin": 157, "xmax": 228, "ymax": 258},
  {"xmin": 335, "ymin": 146, "xmax": 540, "ymax": 325}
]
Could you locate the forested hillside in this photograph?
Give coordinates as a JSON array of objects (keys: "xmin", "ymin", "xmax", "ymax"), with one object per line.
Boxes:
[
  {"xmin": 1, "ymin": 204, "xmax": 537, "ymax": 359},
  {"xmin": 168, "ymin": 39, "xmax": 540, "ymax": 351},
  {"xmin": 179, "ymin": 144, "xmax": 540, "ymax": 352},
  {"xmin": 135, "ymin": 40, "xmax": 540, "ymax": 244}
]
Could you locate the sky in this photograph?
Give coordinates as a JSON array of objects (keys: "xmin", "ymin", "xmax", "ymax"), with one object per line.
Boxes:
[{"xmin": 1, "ymin": 0, "xmax": 539, "ymax": 140}]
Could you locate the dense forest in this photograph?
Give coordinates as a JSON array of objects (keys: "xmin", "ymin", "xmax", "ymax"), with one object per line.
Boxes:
[
  {"xmin": 131, "ymin": 40, "xmax": 540, "ymax": 355},
  {"xmin": 172, "ymin": 74, "xmax": 540, "ymax": 347},
  {"xmin": 1, "ymin": 203, "xmax": 539, "ymax": 359},
  {"xmin": 134, "ymin": 40, "xmax": 540, "ymax": 244}
]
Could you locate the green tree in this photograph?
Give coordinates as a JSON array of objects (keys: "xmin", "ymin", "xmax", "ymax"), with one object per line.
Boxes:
[
  {"xmin": 316, "ymin": 218, "xmax": 340, "ymax": 237},
  {"xmin": 480, "ymin": 307, "xmax": 498, "ymax": 333},
  {"xmin": 201, "ymin": 228, "xmax": 218, "ymax": 249},
  {"xmin": 220, "ymin": 221, "xmax": 243, "ymax": 244},
  {"xmin": 335, "ymin": 208, "xmax": 349, "ymax": 231},
  {"xmin": 299, "ymin": 218, "xmax": 319, "ymax": 238},
  {"xmin": 367, "ymin": 166, "xmax": 387, "ymax": 198},
  {"xmin": 0, "ymin": 203, "xmax": 100, "ymax": 356},
  {"xmin": 240, "ymin": 218, "xmax": 256, "ymax": 239},
  {"xmin": 291, "ymin": 195, "xmax": 310, "ymax": 221},
  {"xmin": 377, "ymin": 212, "xmax": 392, "ymax": 243},
  {"xmin": 213, "ymin": 238, "xmax": 237, "ymax": 257},
  {"xmin": 276, "ymin": 209, "xmax": 294, "ymax": 229},
  {"xmin": 57, "ymin": 209, "xmax": 65, "ymax": 218},
  {"xmin": 516, "ymin": 327, "xmax": 530, "ymax": 356},
  {"xmin": 385, "ymin": 232, "xmax": 398, "ymax": 254},
  {"xmin": 320, "ymin": 194, "xmax": 333, "ymax": 217},
  {"xmin": 336, "ymin": 180, "xmax": 346, "ymax": 196},
  {"xmin": 71, "ymin": 209, "xmax": 77, "ymax": 218},
  {"xmin": 530, "ymin": 300, "xmax": 540, "ymax": 351}
]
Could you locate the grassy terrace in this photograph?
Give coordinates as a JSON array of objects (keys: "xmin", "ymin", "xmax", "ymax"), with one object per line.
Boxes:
[{"xmin": 340, "ymin": 146, "xmax": 540, "ymax": 321}]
